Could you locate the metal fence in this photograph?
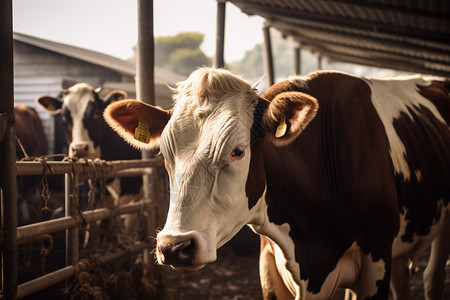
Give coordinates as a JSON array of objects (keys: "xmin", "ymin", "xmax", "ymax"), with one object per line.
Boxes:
[{"xmin": 0, "ymin": 157, "xmax": 167, "ymax": 299}]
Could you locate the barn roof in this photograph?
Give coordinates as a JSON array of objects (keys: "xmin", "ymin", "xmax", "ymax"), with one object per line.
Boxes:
[
  {"xmin": 13, "ymin": 32, "xmax": 185, "ymax": 84},
  {"xmin": 229, "ymin": 0, "xmax": 450, "ymax": 77}
]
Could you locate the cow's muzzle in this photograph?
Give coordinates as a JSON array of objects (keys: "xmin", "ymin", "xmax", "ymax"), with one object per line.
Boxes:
[
  {"xmin": 156, "ymin": 231, "xmax": 215, "ymax": 270},
  {"xmin": 71, "ymin": 144, "xmax": 90, "ymax": 158},
  {"xmin": 157, "ymin": 239, "xmax": 195, "ymax": 266}
]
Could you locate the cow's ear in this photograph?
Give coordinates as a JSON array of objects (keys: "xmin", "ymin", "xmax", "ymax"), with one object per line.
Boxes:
[
  {"xmin": 103, "ymin": 90, "xmax": 127, "ymax": 105},
  {"xmin": 104, "ymin": 100, "xmax": 171, "ymax": 151},
  {"xmin": 263, "ymin": 91, "xmax": 318, "ymax": 146},
  {"xmin": 36, "ymin": 96, "xmax": 63, "ymax": 114}
]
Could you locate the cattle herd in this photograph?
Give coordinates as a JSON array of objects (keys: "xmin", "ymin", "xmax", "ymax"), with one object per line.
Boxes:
[{"xmin": 14, "ymin": 67, "xmax": 449, "ymax": 299}]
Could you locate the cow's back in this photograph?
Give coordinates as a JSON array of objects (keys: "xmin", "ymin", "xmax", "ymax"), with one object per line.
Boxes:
[
  {"xmin": 14, "ymin": 104, "xmax": 48, "ymax": 159},
  {"xmin": 367, "ymin": 77, "xmax": 450, "ymax": 256}
]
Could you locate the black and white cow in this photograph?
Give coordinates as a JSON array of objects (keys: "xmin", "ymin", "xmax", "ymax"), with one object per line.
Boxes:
[
  {"xmin": 37, "ymin": 83, "xmax": 143, "ymax": 234},
  {"xmin": 104, "ymin": 68, "xmax": 449, "ymax": 300},
  {"xmin": 37, "ymin": 83, "xmax": 142, "ymax": 193}
]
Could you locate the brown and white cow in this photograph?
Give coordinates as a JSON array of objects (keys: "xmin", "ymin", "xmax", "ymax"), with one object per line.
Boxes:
[{"xmin": 104, "ymin": 68, "xmax": 449, "ymax": 300}]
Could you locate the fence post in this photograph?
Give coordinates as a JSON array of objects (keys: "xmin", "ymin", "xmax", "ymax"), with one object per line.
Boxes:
[
  {"xmin": 0, "ymin": 0, "xmax": 18, "ymax": 298},
  {"xmin": 65, "ymin": 174, "xmax": 79, "ymax": 266}
]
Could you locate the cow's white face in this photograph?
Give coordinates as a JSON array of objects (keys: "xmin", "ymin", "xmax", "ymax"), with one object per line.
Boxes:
[
  {"xmin": 157, "ymin": 81, "xmax": 259, "ymax": 268},
  {"xmin": 37, "ymin": 83, "xmax": 127, "ymax": 158},
  {"xmin": 62, "ymin": 83, "xmax": 102, "ymax": 158},
  {"xmin": 103, "ymin": 68, "xmax": 318, "ymax": 270}
]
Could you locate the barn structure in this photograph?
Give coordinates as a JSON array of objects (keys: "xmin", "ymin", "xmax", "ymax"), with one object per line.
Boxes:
[
  {"xmin": 217, "ymin": 0, "xmax": 450, "ymax": 86},
  {"xmin": 1, "ymin": 0, "xmax": 449, "ymax": 299},
  {"xmin": 13, "ymin": 32, "xmax": 184, "ymax": 154}
]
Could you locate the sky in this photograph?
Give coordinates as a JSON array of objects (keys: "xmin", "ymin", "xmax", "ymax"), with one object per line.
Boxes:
[{"xmin": 13, "ymin": 0, "xmax": 265, "ymax": 63}]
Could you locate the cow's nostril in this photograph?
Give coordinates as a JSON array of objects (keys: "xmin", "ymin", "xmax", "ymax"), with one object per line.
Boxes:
[{"xmin": 159, "ymin": 239, "xmax": 196, "ymax": 266}]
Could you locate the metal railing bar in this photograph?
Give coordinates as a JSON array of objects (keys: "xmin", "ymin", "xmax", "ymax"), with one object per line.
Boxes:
[
  {"xmin": 17, "ymin": 216, "xmax": 76, "ymax": 244},
  {"xmin": 0, "ymin": 200, "xmax": 159, "ymax": 247},
  {"xmin": 79, "ymin": 168, "xmax": 155, "ymax": 182},
  {"xmin": 16, "ymin": 241, "xmax": 152, "ymax": 299},
  {"xmin": 16, "ymin": 158, "xmax": 164, "ymax": 176}
]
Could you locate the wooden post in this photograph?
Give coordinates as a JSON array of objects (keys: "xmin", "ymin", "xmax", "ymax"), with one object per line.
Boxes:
[
  {"xmin": 263, "ymin": 23, "xmax": 275, "ymax": 87},
  {"xmin": 0, "ymin": 0, "xmax": 18, "ymax": 298},
  {"xmin": 214, "ymin": 0, "xmax": 226, "ymax": 68},
  {"xmin": 293, "ymin": 45, "xmax": 301, "ymax": 75},
  {"xmin": 317, "ymin": 55, "xmax": 323, "ymax": 70},
  {"xmin": 137, "ymin": 0, "xmax": 155, "ymax": 105},
  {"xmin": 136, "ymin": 1, "xmax": 166, "ymax": 288}
]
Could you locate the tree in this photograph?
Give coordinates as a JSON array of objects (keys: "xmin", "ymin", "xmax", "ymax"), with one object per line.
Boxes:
[
  {"xmin": 129, "ymin": 32, "xmax": 211, "ymax": 76},
  {"xmin": 156, "ymin": 32, "xmax": 210, "ymax": 75}
]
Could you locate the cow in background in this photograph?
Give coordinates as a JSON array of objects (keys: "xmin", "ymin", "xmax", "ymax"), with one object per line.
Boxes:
[
  {"xmin": 36, "ymin": 83, "xmax": 143, "ymax": 242},
  {"xmin": 104, "ymin": 68, "xmax": 449, "ymax": 300},
  {"xmin": 14, "ymin": 104, "xmax": 49, "ymax": 225}
]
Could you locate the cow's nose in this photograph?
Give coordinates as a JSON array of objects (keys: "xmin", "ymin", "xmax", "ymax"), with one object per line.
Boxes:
[
  {"xmin": 72, "ymin": 144, "xmax": 89, "ymax": 157},
  {"xmin": 157, "ymin": 238, "xmax": 196, "ymax": 266}
]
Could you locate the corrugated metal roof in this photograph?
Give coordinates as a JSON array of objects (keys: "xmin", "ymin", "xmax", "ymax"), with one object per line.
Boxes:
[
  {"xmin": 13, "ymin": 32, "xmax": 185, "ymax": 84},
  {"xmin": 230, "ymin": 0, "xmax": 450, "ymax": 76}
]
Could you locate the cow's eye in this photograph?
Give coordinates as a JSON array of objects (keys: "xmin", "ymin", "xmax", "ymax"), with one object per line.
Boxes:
[{"xmin": 231, "ymin": 147, "xmax": 245, "ymax": 158}]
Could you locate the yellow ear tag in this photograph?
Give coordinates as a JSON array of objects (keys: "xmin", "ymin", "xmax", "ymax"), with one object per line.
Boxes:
[
  {"xmin": 275, "ymin": 117, "xmax": 287, "ymax": 138},
  {"xmin": 134, "ymin": 121, "xmax": 151, "ymax": 144},
  {"xmin": 47, "ymin": 103, "xmax": 56, "ymax": 111}
]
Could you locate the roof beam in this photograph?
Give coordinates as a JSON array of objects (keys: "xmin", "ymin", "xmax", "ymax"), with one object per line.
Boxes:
[
  {"xmin": 271, "ymin": 18, "xmax": 450, "ymax": 56},
  {"xmin": 321, "ymin": 0, "xmax": 449, "ymax": 21},
  {"xmin": 233, "ymin": 1, "xmax": 449, "ymax": 44},
  {"xmin": 326, "ymin": 52, "xmax": 450, "ymax": 77},
  {"xmin": 305, "ymin": 43, "xmax": 450, "ymax": 77},
  {"xmin": 247, "ymin": 8, "xmax": 450, "ymax": 52},
  {"xmin": 271, "ymin": 22, "xmax": 450, "ymax": 65}
]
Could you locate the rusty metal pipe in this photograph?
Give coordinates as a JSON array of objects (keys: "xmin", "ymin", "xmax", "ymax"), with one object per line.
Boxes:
[
  {"xmin": 16, "ymin": 241, "xmax": 151, "ymax": 299},
  {"xmin": 10, "ymin": 200, "xmax": 158, "ymax": 246},
  {"xmin": 16, "ymin": 158, "xmax": 164, "ymax": 176}
]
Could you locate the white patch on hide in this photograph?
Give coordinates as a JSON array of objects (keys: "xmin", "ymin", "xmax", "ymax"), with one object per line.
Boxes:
[
  {"xmin": 392, "ymin": 200, "xmax": 449, "ymax": 259},
  {"xmin": 366, "ymin": 76, "xmax": 446, "ymax": 181}
]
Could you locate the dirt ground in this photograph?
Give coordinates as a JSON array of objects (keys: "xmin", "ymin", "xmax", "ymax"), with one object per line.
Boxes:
[{"xmin": 162, "ymin": 228, "xmax": 450, "ymax": 300}]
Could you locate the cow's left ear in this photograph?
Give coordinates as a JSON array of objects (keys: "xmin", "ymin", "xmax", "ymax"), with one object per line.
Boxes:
[
  {"xmin": 104, "ymin": 99, "xmax": 171, "ymax": 151},
  {"xmin": 263, "ymin": 91, "xmax": 318, "ymax": 146},
  {"xmin": 36, "ymin": 96, "xmax": 63, "ymax": 114},
  {"xmin": 103, "ymin": 90, "xmax": 127, "ymax": 105}
]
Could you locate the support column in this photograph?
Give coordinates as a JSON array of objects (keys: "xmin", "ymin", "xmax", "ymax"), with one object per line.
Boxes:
[
  {"xmin": 293, "ymin": 45, "xmax": 301, "ymax": 75},
  {"xmin": 136, "ymin": 1, "xmax": 165, "ymax": 285},
  {"xmin": 0, "ymin": 0, "xmax": 18, "ymax": 298},
  {"xmin": 317, "ymin": 54, "xmax": 323, "ymax": 70},
  {"xmin": 263, "ymin": 23, "xmax": 275, "ymax": 87},
  {"xmin": 137, "ymin": 0, "xmax": 155, "ymax": 106},
  {"xmin": 214, "ymin": 0, "xmax": 226, "ymax": 68}
]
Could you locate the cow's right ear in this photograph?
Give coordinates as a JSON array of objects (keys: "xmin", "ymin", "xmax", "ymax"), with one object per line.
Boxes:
[
  {"xmin": 104, "ymin": 100, "xmax": 171, "ymax": 151},
  {"xmin": 36, "ymin": 96, "xmax": 63, "ymax": 114},
  {"xmin": 263, "ymin": 91, "xmax": 318, "ymax": 146}
]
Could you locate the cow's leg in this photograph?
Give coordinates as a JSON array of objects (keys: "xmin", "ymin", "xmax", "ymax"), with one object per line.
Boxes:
[
  {"xmin": 259, "ymin": 236, "xmax": 294, "ymax": 300},
  {"xmin": 423, "ymin": 216, "xmax": 450, "ymax": 300},
  {"xmin": 390, "ymin": 257, "xmax": 410, "ymax": 300}
]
